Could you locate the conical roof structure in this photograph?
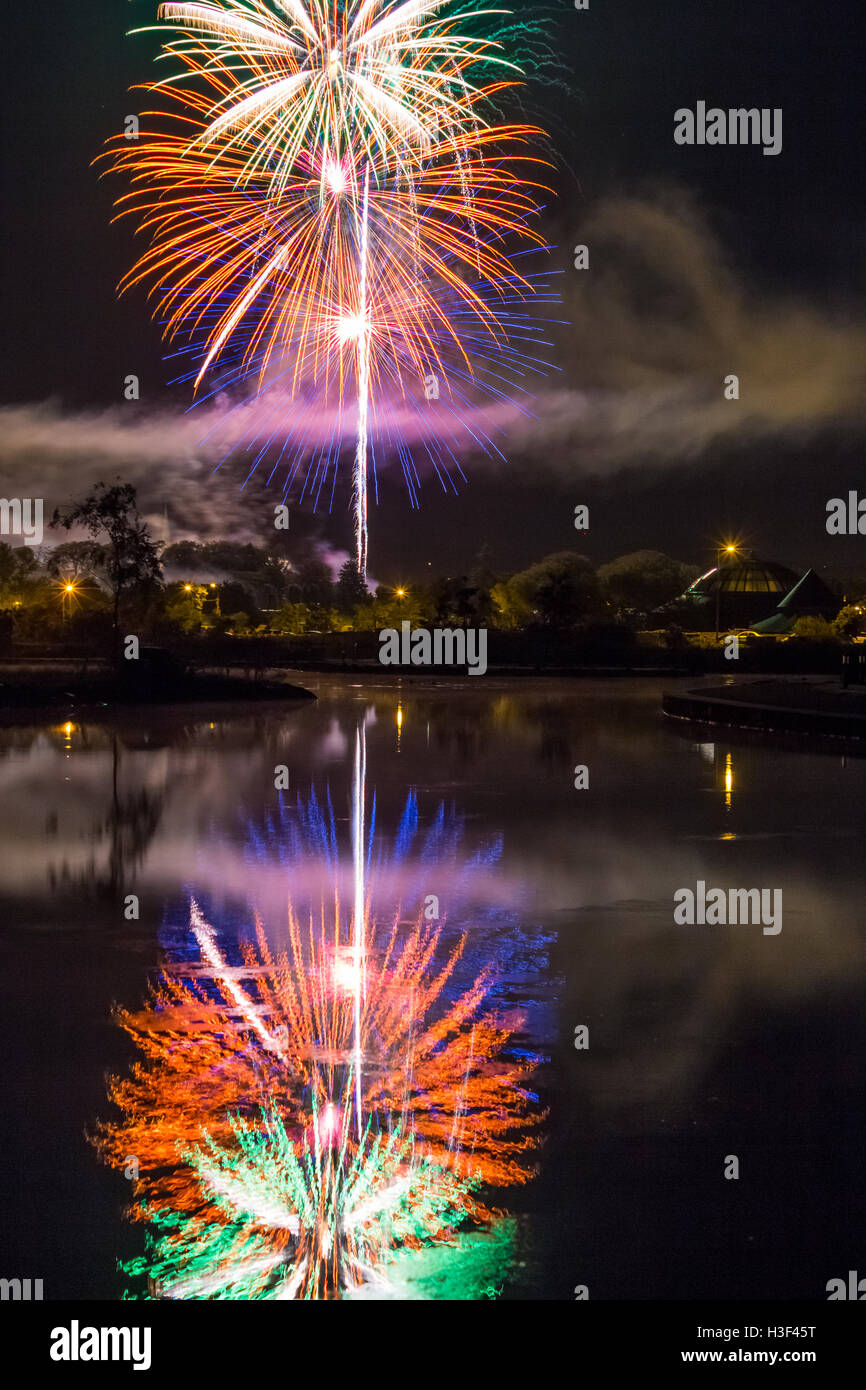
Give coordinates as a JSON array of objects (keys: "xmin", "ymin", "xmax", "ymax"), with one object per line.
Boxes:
[{"xmin": 776, "ymin": 568, "xmax": 839, "ymax": 615}]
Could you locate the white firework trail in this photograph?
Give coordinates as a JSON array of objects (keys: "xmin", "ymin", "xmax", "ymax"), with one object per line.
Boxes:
[{"xmin": 353, "ymin": 169, "xmax": 371, "ymax": 579}]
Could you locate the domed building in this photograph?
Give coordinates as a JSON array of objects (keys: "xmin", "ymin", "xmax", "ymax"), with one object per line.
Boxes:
[{"xmin": 676, "ymin": 551, "xmax": 839, "ymax": 632}]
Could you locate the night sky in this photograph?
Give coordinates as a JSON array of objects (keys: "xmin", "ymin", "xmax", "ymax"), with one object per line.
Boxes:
[{"xmin": 1, "ymin": 0, "xmax": 863, "ymax": 584}]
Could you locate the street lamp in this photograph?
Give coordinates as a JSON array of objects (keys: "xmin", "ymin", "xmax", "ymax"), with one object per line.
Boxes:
[
  {"xmin": 59, "ymin": 580, "xmax": 80, "ymax": 625},
  {"xmin": 715, "ymin": 544, "xmax": 738, "ymax": 641}
]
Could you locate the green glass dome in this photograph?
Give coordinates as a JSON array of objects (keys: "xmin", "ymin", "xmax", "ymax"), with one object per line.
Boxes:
[{"xmin": 687, "ymin": 557, "xmax": 799, "ymax": 597}]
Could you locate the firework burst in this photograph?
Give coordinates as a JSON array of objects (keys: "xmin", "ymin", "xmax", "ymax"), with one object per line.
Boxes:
[{"xmin": 105, "ymin": 1, "xmax": 555, "ymax": 574}]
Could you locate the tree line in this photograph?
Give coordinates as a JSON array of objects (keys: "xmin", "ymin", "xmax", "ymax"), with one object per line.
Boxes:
[{"xmin": 2, "ymin": 483, "xmax": 863, "ymax": 650}]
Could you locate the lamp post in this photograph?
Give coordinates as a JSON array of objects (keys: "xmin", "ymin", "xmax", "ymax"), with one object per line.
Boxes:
[
  {"xmin": 61, "ymin": 581, "xmax": 78, "ymax": 626},
  {"xmin": 715, "ymin": 544, "xmax": 738, "ymax": 641}
]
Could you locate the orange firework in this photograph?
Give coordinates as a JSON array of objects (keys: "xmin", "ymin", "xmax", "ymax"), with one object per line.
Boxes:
[{"xmin": 101, "ymin": 2, "xmax": 555, "ymax": 575}]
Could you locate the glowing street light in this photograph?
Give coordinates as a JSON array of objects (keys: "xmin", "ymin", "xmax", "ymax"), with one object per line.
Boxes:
[
  {"xmin": 715, "ymin": 542, "xmax": 739, "ymax": 640},
  {"xmin": 57, "ymin": 579, "xmax": 82, "ymax": 624}
]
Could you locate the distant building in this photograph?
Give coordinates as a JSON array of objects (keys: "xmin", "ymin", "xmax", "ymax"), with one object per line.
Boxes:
[{"xmin": 674, "ymin": 552, "xmax": 839, "ymax": 631}]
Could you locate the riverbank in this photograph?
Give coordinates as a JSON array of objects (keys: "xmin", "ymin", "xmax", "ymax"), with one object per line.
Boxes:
[
  {"xmin": 0, "ymin": 655, "xmax": 315, "ymax": 719},
  {"xmin": 663, "ymin": 677, "xmax": 866, "ymax": 741}
]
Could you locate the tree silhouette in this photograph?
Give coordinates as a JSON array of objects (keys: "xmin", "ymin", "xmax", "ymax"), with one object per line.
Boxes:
[
  {"xmin": 52, "ymin": 483, "xmax": 162, "ymax": 645},
  {"xmin": 335, "ymin": 559, "xmax": 369, "ymax": 613}
]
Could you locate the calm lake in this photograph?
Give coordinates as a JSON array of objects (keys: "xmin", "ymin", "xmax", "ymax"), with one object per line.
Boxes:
[{"xmin": 1, "ymin": 677, "xmax": 864, "ymax": 1300}]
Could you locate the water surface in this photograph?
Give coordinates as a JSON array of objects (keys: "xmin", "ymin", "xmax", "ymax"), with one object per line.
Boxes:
[{"xmin": 1, "ymin": 678, "xmax": 864, "ymax": 1299}]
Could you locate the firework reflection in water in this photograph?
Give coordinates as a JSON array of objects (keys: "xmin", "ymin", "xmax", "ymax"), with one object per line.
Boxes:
[{"xmin": 95, "ymin": 724, "xmax": 544, "ymax": 1298}]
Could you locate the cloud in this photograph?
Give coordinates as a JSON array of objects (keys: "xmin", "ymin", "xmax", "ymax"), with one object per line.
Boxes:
[
  {"xmin": 502, "ymin": 190, "xmax": 866, "ymax": 471},
  {"xmin": 0, "ymin": 398, "xmax": 259, "ymax": 540},
  {"xmin": 0, "ymin": 191, "xmax": 862, "ymax": 536}
]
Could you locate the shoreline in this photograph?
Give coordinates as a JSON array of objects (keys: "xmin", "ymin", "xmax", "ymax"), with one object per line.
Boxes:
[
  {"xmin": 663, "ymin": 678, "xmax": 866, "ymax": 742},
  {"xmin": 0, "ymin": 665, "xmax": 317, "ymax": 721}
]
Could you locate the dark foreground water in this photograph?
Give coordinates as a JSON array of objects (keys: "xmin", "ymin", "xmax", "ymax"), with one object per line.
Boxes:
[{"xmin": 0, "ymin": 677, "xmax": 864, "ymax": 1300}]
